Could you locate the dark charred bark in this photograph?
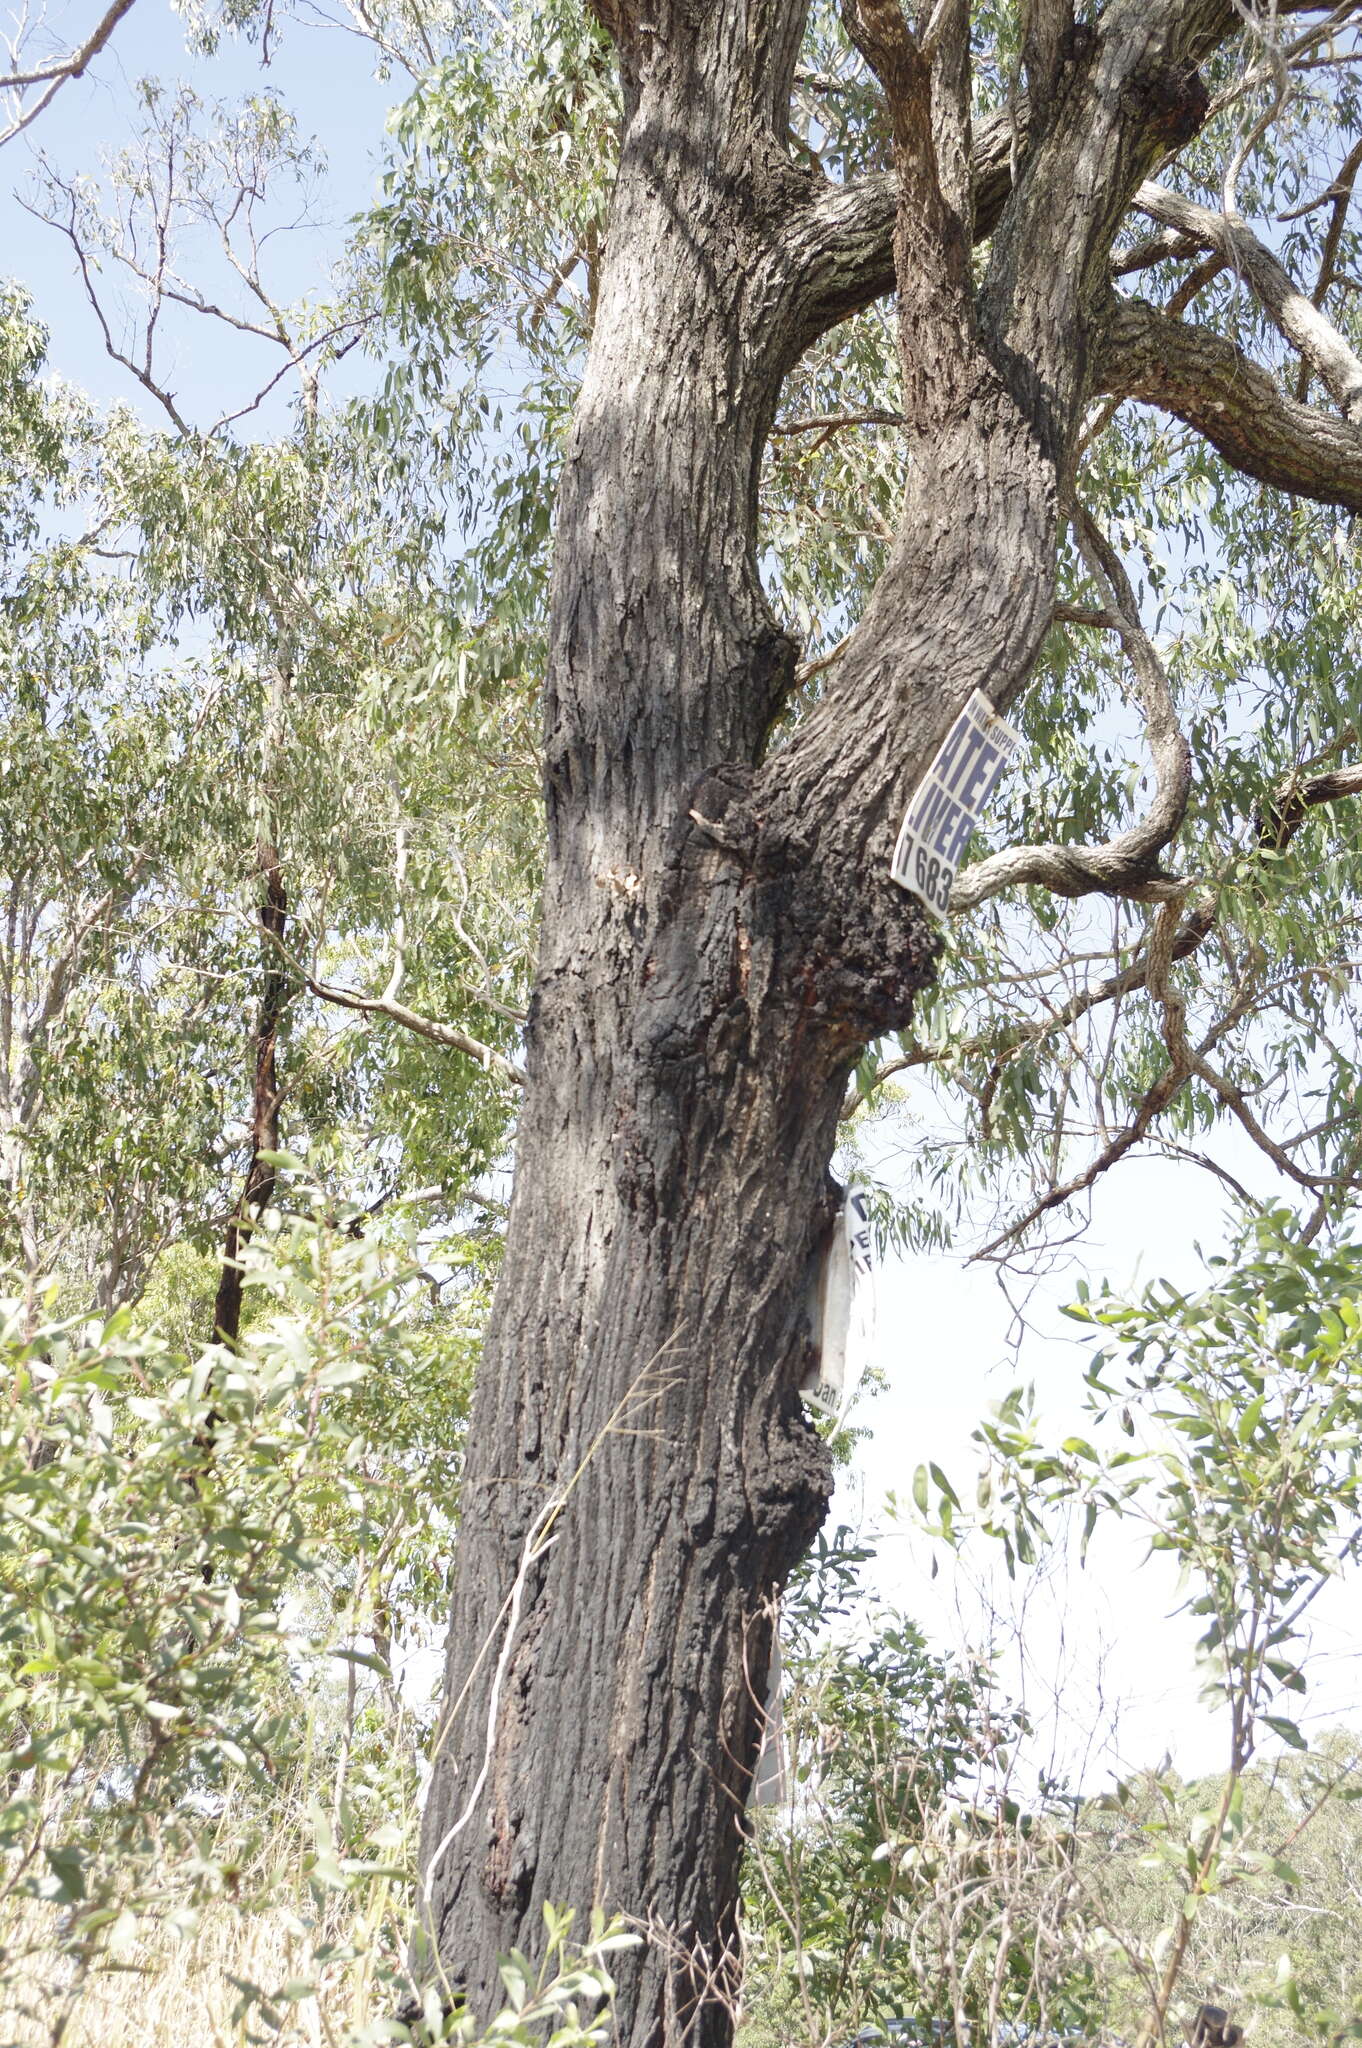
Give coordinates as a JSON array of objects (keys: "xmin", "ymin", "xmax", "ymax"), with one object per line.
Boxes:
[
  {"xmin": 415, "ymin": 6, "xmax": 1261, "ymax": 2045},
  {"xmin": 212, "ymin": 842, "xmax": 288, "ymax": 1346}
]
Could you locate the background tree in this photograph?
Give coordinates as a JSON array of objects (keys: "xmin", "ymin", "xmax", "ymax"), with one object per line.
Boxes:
[{"xmin": 739, "ymin": 1529, "xmax": 1093, "ymax": 2048}]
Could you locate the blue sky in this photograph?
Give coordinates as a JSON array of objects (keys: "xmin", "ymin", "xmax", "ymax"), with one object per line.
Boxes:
[{"xmin": 5, "ymin": 0, "xmax": 401, "ymax": 418}]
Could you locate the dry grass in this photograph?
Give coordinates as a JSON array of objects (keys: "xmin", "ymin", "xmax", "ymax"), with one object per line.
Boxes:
[{"xmin": 0, "ymin": 1891, "xmax": 405, "ymax": 2048}]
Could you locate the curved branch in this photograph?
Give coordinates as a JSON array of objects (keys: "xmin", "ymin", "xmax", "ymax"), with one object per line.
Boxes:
[
  {"xmin": 305, "ymin": 971, "xmax": 527, "ymax": 1088},
  {"xmin": 848, "ymin": 751, "xmax": 1362, "ymax": 1126},
  {"xmin": 972, "ymin": 902, "xmax": 1248, "ymax": 1261},
  {"xmin": 946, "ymin": 841, "xmax": 1186, "ymax": 916},
  {"xmin": 969, "ymin": 747, "xmax": 1362, "ymax": 1248},
  {"xmin": 1097, "ymin": 294, "xmax": 1362, "ymax": 511},
  {"xmin": 950, "ymin": 511, "xmax": 1191, "ymax": 915},
  {"xmin": 1135, "ymin": 178, "xmax": 1362, "ymax": 417},
  {"xmin": 840, "ymin": 901, "xmax": 1216, "ymax": 1121},
  {"xmin": 260, "ymin": 906, "xmax": 525, "ymax": 1087}
]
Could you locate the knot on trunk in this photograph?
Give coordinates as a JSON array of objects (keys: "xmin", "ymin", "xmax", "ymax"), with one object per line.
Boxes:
[
  {"xmin": 656, "ymin": 764, "xmax": 941, "ymax": 1061},
  {"xmin": 679, "ymin": 764, "xmax": 759, "ymax": 866},
  {"xmin": 745, "ymin": 1386, "xmax": 836, "ymax": 1565},
  {"xmin": 1126, "ymin": 59, "xmax": 1209, "ymax": 153},
  {"xmin": 746, "ymin": 814, "xmax": 941, "ymax": 1047},
  {"xmin": 788, "ymin": 875, "xmax": 939, "ymax": 1044}
]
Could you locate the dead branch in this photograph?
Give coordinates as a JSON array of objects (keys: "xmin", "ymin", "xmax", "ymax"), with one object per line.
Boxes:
[{"xmin": 302, "ymin": 966, "xmax": 527, "ymax": 1089}]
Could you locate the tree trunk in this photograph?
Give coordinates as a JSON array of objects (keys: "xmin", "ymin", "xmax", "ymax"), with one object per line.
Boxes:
[
  {"xmin": 213, "ymin": 841, "xmax": 288, "ymax": 1345},
  {"xmin": 417, "ymin": 5, "xmax": 1236, "ymax": 2043}
]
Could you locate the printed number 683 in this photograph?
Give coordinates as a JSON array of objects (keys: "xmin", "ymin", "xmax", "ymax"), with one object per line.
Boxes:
[{"xmin": 915, "ymin": 844, "xmax": 947, "ymax": 906}]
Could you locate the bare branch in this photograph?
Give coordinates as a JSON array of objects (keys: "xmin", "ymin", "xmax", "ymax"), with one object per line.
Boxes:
[
  {"xmin": 840, "ymin": 902, "xmax": 1215, "ymax": 1121},
  {"xmin": 972, "ymin": 904, "xmax": 1223, "ymax": 1260},
  {"xmin": 303, "ymin": 968, "xmax": 527, "ymax": 1089},
  {"xmin": 1112, "ymin": 227, "xmax": 1206, "ymax": 278},
  {"xmin": 0, "ymin": 0, "xmax": 138, "ymax": 147},
  {"xmin": 969, "ymin": 745, "xmax": 1362, "ymax": 1249},
  {"xmin": 1280, "ymin": 133, "xmax": 1362, "ymax": 222},
  {"xmin": 1145, "ymin": 902, "xmax": 1321, "ymax": 1197},
  {"xmin": 206, "ymin": 316, "xmax": 369, "ymax": 435},
  {"xmin": 20, "ymin": 187, "xmax": 191, "ymax": 434},
  {"xmin": 950, "ymin": 512, "xmax": 1191, "ymax": 916},
  {"xmin": 1052, "ymin": 600, "xmax": 1120, "ymax": 630},
  {"xmin": 1293, "ymin": 135, "xmax": 1362, "ymax": 401},
  {"xmin": 850, "ymin": 740, "xmax": 1362, "ymax": 1132}
]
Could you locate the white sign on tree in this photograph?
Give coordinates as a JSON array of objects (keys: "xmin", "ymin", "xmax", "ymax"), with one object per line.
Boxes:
[
  {"xmin": 891, "ymin": 689, "xmax": 1022, "ymax": 918},
  {"xmin": 802, "ymin": 1188, "xmax": 876, "ymax": 1428}
]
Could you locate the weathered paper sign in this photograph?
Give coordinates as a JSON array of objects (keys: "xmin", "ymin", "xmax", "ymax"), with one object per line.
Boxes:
[
  {"xmin": 801, "ymin": 1188, "xmax": 875, "ymax": 1428},
  {"xmin": 891, "ymin": 689, "xmax": 1022, "ymax": 918}
]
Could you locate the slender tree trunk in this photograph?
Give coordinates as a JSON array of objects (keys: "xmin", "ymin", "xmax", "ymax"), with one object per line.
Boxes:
[
  {"xmin": 213, "ymin": 841, "xmax": 288, "ymax": 1345},
  {"xmin": 417, "ymin": 6, "xmax": 1233, "ymax": 2043}
]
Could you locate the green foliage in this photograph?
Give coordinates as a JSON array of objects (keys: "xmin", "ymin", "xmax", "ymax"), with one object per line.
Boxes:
[
  {"xmin": 0, "ymin": 1198, "xmax": 478, "ymax": 2041},
  {"xmin": 897, "ymin": 1216, "xmax": 1362, "ymax": 2042},
  {"xmin": 741, "ymin": 1530, "xmax": 1091, "ymax": 2045},
  {"xmin": 0, "ymin": 225, "xmax": 531, "ymax": 1312},
  {"xmin": 1081, "ymin": 1739, "xmax": 1362, "ymax": 2048},
  {"xmin": 8, "ymin": 4, "xmax": 1362, "ymax": 2043}
]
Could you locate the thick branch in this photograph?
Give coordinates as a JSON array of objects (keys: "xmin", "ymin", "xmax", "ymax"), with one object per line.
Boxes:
[
  {"xmin": 1023, "ymin": 0, "xmax": 1075, "ymax": 106},
  {"xmin": 1097, "ymin": 294, "xmax": 1362, "ymax": 511},
  {"xmin": 1136, "ymin": 179, "xmax": 1362, "ymax": 419},
  {"xmin": 1113, "ymin": 226, "xmax": 1205, "ymax": 277},
  {"xmin": 839, "ymin": 0, "xmax": 974, "ymax": 395},
  {"xmin": 587, "ymin": 0, "xmax": 811, "ymax": 137},
  {"xmin": 781, "ymin": 101, "xmax": 1018, "ymax": 355},
  {"xmin": 778, "ymin": 4, "xmax": 1342, "ymax": 363}
]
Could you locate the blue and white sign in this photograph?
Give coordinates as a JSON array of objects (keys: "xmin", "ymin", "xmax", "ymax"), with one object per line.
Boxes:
[{"xmin": 891, "ymin": 689, "xmax": 1021, "ymax": 918}]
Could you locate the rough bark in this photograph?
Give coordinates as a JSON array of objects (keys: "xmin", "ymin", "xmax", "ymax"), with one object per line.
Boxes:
[
  {"xmin": 1134, "ymin": 177, "xmax": 1362, "ymax": 419},
  {"xmin": 415, "ymin": 6, "xmax": 1306, "ymax": 2045},
  {"xmin": 1097, "ymin": 293, "xmax": 1362, "ymax": 511}
]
